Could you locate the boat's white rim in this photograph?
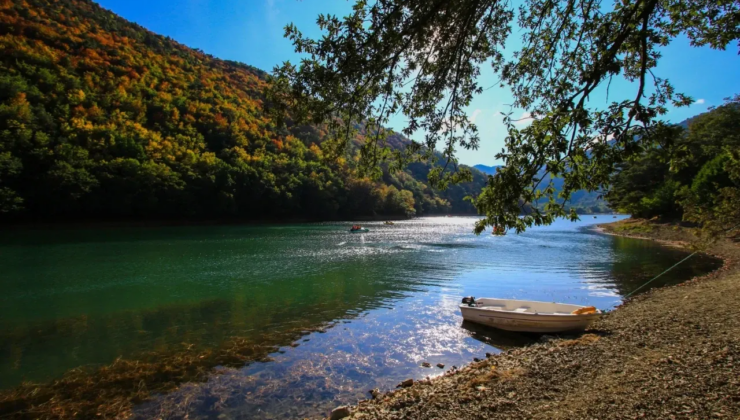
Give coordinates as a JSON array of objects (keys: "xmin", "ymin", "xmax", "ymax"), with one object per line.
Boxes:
[
  {"xmin": 460, "ymin": 306, "xmax": 601, "ymax": 318},
  {"xmin": 459, "ymin": 298, "xmax": 602, "ymax": 318}
]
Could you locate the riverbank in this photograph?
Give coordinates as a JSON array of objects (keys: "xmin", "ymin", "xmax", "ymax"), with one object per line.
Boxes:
[
  {"xmin": 332, "ymin": 219, "xmax": 739, "ymax": 419},
  {"xmin": 0, "ymin": 214, "xmax": 419, "ymax": 231}
]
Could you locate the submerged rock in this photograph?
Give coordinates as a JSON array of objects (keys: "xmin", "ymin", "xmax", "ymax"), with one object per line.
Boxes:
[
  {"xmin": 329, "ymin": 405, "xmax": 351, "ymax": 420},
  {"xmin": 421, "ymin": 362, "xmax": 431, "ymax": 368},
  {"xmin": 437, "ymin": 363, "xmax": 445, "ymax": 368}
]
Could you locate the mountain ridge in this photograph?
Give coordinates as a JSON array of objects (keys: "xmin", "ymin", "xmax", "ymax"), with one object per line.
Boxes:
[
  {"xmin": 472, "ymin": 109, "xmax": 710, "ymax": 215},
  {"xmin": 471, "ymin": 165, "xmax": 610, "ymax": 214}
]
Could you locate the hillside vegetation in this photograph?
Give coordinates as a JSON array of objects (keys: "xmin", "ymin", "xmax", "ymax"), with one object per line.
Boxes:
[
  {"xmin": 0, "ymin": 0, "xmax": 485, "ymax": 222},
  {"xmin": 606, "ymin": 96, "xmax": 740, "ymax": 239}
]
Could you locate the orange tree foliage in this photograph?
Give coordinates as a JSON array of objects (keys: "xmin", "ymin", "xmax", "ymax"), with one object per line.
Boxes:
[{"xmin": 0, "ymin": 0, "xmax": 485, "ymax": 220}]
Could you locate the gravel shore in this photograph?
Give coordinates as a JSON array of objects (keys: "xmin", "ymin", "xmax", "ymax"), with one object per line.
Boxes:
[{"xmin": 329, "ymin": 220, "xmax": 740, "ymax": 419}]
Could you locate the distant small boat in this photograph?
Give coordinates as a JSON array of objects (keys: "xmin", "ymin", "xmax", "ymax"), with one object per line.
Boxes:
[
  {"xmin": 459, "ymin": 298, "xmax": 601, "ymax": 333},
  {"xmin": 349, "ymin": 227, "xmax": 369, "ymax": 233},
  {"xmin": 384, "ymin": 221, "xmax": 395, "ymax": 225}
]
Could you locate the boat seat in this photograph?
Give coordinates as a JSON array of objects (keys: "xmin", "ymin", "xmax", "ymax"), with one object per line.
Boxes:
[
  {"xmin": 485, "ymin": 305, "xmax": 506, "ymax": 310},
  {"xmin": 514, "ymin": 307, "xmax": 532, "ymax": 313}
]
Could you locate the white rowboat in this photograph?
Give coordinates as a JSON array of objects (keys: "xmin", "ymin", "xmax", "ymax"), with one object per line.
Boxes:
[{"xmin": 459, "ymin": 298, "xmax": 601, "ymax": 333}]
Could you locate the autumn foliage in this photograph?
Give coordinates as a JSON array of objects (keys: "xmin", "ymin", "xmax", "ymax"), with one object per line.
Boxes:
[{"xmin": 0, "ymin": 0, "xmax": 485, "ymax": 221}]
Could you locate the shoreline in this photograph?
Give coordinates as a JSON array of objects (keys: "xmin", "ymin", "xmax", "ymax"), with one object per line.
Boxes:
[
  {"xmin": 0, "ymin": 215, "xmax": 414, "ymax": 231},
  {"xmin": 329, "ymin": 219, "xmax": 739, "ymax": 419},
  {"xmin": 0, "ymin": 214, "xmax": 492, "ymax": 232},
  {"xmin": 594, "ymin": 219, "xmax": 729, "ymax": 266},
  {"xmin": 0, "ymin": 214, "xmax": 624, "ymax": 232},
  {"xmin": 591, "ymin": 224, "xmax": 690, "ymax": 250}
]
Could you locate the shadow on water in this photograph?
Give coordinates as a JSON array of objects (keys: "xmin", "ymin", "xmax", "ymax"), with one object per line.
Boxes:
[
  {"xmin": 580, "ymin": 235, "xmax": 723, "ymax": 297},
  {"xmin": 459, "ymin": 321, "xmax": 537, "ymax": 349}
]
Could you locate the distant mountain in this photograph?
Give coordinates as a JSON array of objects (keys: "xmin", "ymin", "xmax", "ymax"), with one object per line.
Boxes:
[
  {"xmin": 472, "ymin": 164, "xmax": 610, "ymax": 214},
  {"xmin": 473, "ymin": 164, "xmax": 499, "ymax": 175}
]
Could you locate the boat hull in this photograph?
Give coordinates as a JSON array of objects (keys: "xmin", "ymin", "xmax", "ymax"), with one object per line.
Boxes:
[
  {"xmin": 459, "ymin": 299, "xmax": 601, "ymax": 333},
  {"xmin": 349, "ymin": 228, "xmax": 369, "ymax": 233}
]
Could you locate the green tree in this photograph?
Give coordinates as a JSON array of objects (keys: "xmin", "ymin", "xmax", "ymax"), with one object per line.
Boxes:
[
  {"xmin": 605, "ymin": 95, "xmax": 740, "ymax": 238},
  {"xmin": 605, "ymin": 147, "xmax": 674, "ymax": 219},
  {"xmin": 0, "ymin": 152, "xmax": 23, "ymax": 212},
  {"xmin": 678, "ymin": 96, "xmax": 740, "ymax": 239},
  {"xmin": 271, "ymin": 0, "xmax": 739, "ymax": 233}
]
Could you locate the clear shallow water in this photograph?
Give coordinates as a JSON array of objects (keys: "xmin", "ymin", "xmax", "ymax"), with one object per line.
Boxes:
[{"xmin": 0, "ymin": 216, "xmax": 722, "ymax": 418}]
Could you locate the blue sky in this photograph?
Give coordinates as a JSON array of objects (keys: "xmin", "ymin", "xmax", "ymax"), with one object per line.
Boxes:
[{"xmin": 97, "ymin": 0, "xmax": 740, "ymax": 166}]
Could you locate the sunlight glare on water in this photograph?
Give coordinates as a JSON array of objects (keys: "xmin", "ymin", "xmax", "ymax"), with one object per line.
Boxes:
[{"xmin": 0, "ymin": 216, "xmax": 722, "ymax": 419}]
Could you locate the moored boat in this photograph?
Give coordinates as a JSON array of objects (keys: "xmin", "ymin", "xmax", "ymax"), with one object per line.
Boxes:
[
  {"xmin": 349, "ymin": 225, "xmax": 369, "ymax": 233},
  {"xmin": 384, "ymin": 221, "xmax": 394, "ymax": 225},
  {"xmin": 459, "ymin": 297, "xmax": 601, "ymax": 333}
]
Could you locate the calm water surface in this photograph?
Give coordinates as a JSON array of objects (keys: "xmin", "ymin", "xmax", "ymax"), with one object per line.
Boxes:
[{"xmin": 0, "ymin": 216, "xmax": 722, "ymax": 418}]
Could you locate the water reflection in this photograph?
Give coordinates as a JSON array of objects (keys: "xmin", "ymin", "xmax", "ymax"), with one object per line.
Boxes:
[
  {"xmin": 602, "ymin": 236, "xmax": 721, "ymax": 296},
  {"xmin": 0, "ymin": 216, "xmax": 722, "ymax": 419},
  {"xmin": 0, "ymin": 266, "xmax": 423, "ymax": 388},
  {"xmin": 459, "ymin": 321, "xmax": 537, "ymax": 349}
]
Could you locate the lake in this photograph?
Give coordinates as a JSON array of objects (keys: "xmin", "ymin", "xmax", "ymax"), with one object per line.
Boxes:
[{"xmin": 0, "ymin": 216, "xmax": 722, "ymax": 418}]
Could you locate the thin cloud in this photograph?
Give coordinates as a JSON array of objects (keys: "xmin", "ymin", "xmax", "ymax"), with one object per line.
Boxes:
[
  {"xmin": 266, "ymin": 0, "xmax": 279, "ymax": 23},
  {"xmin": 470, "ymin": 109, "xmax": 482, "ymax": 124},
  {"xmin": 696, "ymin": 98, "xmax": 706, "ymax": 105}
]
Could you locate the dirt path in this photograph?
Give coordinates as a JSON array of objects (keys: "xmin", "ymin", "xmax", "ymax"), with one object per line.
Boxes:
[{"xmin": 331, "ymin": 220, "xmax": 740, "ymax": 419}]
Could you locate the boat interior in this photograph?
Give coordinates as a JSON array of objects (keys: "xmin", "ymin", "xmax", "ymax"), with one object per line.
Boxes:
[{"xmin": 468, "ymin": 298, "xmax": 595, "ymax": 316}]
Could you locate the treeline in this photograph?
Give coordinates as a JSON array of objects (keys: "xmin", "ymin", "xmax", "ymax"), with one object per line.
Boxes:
[
  {"xmin": 0, "ymin": 0, "xmax": 485, "ymax": 222},
  {"xmin": 606, "ymin": 96, "xmax": 740, "ymax": 237}
]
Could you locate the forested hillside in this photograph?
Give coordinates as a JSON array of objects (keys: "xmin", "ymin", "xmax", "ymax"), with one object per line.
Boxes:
[
  {"xmin": 0, "ymin": 0, "xmax": 485, "ymax": 222},
  {"xmin": 606, "ymin": 96, "xmax": 739, "ymax": 238}
]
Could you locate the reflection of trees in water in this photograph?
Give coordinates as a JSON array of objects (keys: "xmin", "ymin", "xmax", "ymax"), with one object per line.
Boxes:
[
  {"xmin": 0, "ymin": 306, "xmax": 356, "ymax": 419},
  {"xmin": 584, "ymin": 236, "xmax": 722, "ymax": 297},
  {"xmin": 0, "ymin": 265, "xmax": 430, "ymax": 418}
]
